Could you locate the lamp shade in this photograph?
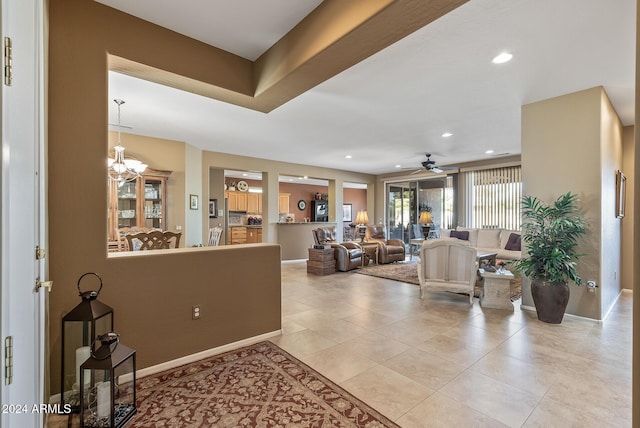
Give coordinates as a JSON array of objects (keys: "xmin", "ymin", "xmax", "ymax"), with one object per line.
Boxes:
[
  {"xmin": 419, "ymin": 211, "xmax": 433, "ymax": 224},
  {"xmin": 355, "ymin": 210, "xmax": 369, "ymax": 225}
]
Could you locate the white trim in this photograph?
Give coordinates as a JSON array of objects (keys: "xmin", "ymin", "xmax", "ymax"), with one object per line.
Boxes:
[
  {"xmin": 601, "ymin": 288, "xmax": 628, "ymax": 322},
  {"xmin": 50, "ymin": 329, "xmax": 283, "ymax": 402},
  {"xmin": 519, "ymin": 304, "xmax": 603, "ymax": 324},
  {"xmin": 129, "ymin": 330, "xmax": 282, "ymax": 382}
]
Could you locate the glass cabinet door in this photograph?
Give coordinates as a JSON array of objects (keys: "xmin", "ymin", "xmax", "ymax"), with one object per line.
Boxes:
[
  {"xmin": 143, "ymin": 178, "xmax": 163, "ymax": 229},
  {"xmin": 117, "ymin": 181, "xmax": 137, "ymax": 229}
]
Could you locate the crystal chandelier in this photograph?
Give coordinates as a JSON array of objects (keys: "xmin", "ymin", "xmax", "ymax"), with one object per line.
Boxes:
[{"xmin": 107, "ymin": 99, "xmax": 147, "ymax": 184}]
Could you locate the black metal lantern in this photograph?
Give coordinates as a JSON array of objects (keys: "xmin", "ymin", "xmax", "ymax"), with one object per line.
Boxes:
[
  {"xmin": 61, "ymin": 273, "xmax": 114, "ymax": 412},
  {"xmin": 80, "ymin": 334, "xmax": 136, "ymax": 428}
]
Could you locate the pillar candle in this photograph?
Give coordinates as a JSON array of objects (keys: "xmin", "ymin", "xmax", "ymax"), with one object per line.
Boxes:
[
  {"xmin": 75, "ymin": 346, "xmax": 90, "ymax": 388},
  {"xmin": 97, "ymin": 381, "xmax": 111, "ymax": 419}
]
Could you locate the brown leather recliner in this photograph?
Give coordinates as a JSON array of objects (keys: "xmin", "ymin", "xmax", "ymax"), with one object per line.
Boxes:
[
  {"xmin": 312, "ymin": 227, "xmax": 363, "ymax": 272},
  {"xmin": 365, "ymin": 225, "xmax": 406, "ymax": 263}
]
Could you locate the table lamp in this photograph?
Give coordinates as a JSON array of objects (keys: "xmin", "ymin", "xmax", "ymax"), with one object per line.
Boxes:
[
  {"xmin": 355, "ymin": 210, "xmax": 369, "ymax": 243},
  {"xmin": 419, "ymin": 211, "xmax": 433, "ymax": 236}
]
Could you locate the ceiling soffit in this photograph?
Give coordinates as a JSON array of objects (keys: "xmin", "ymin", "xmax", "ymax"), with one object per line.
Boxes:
[{"xmin": 107, "ymin": 0, "xmax": 469, "ymax": 113}]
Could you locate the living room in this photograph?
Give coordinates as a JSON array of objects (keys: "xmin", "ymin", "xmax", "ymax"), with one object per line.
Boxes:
[{"xmin": 12, "ymin": 0, "xmax": 637, "ymax": 426}]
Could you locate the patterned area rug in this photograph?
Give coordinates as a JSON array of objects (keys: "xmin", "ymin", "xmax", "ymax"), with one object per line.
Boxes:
[
  {"xmin": 130, "ymin": 341, "xmax": 399, "ymax": 427},
  {"xmin": 355, "ymin": 261, "xmax": 522, "ymax": 301}
]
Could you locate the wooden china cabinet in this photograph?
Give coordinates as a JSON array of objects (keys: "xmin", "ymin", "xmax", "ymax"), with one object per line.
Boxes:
[{"xmin": 108, "ymin": 168, "xmax": 172, "ymax": 244}]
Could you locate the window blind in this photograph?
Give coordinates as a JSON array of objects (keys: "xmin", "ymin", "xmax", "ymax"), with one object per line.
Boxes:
[{"xmin": 465, "ymin": 166, "xmax": 522, "ymax": 229}]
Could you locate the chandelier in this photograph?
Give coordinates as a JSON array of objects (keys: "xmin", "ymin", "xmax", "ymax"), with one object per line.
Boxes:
[{"xmin": 107, "ymin": 99, "xmax": 147, "ymax": 184}]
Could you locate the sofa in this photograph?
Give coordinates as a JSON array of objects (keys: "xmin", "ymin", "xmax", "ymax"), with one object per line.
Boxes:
[
  {"xmin": 439, "ymin": 227, "xmax": 521, "ymax": 261},
  {"xmin": 312, "ymin": 227, "xmax": 363, "ymax": 272},
  {"xmin": 365, "ymin": 225, "xmax": 406, "ymax": 264}
]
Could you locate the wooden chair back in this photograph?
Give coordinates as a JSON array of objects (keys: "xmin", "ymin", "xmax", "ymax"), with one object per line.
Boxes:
[
  {"xmin": 208, "ymin": 227, "xmax": 223, "ymax": 246},
  {"xmin": 125, "ymin": 230, "xmax": 181, "ymax": 251}
]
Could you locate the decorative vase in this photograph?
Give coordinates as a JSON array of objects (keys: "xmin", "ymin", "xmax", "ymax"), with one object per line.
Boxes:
[{"xmin": 531, "ymin": 278, "xmax": 570, "ymax": 324}]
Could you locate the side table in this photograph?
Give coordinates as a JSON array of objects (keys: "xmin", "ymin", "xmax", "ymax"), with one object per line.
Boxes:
[
  {"xmin": 360, "ymin": 242, "xmax": 378, "ymax": 266},
  {"xmin": 480, "ymin": 270, "xmax": 514, "ymax": 311},
  {"xmin": 307, "ymin": 248, "xmax": 335, "ymax": 275}
]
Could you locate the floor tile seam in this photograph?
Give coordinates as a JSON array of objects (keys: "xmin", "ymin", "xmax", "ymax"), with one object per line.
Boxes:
[
  {"xmin": 441, "ymin": 369, "xmax": 545, "ymax": 427},
  {"xmin": 528, "ymin": 392, "xmax": 630, "ymax": 427},
  {"xmin": 465, "ymin": 361, "xmax": 557, "ymax": 402}
]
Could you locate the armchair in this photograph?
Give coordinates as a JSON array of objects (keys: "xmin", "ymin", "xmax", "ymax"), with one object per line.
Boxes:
[
  {"xmin": 417, "ymin": 239, "xmax": 478, "ymax": 304},
  {"xmin": 365, "ymin": 225, "xmax": 406, "ymax": 264},
  {"xmin": 312, "ymin": 227, "xmax": 363, "ymax": 272}
]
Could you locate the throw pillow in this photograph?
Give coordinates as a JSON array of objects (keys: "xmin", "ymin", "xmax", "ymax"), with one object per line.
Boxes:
[
  {"xmin": 505, "ymin": 233, "xmax": 521, "ymax": 251},
  {"xmin": 450, "ymin": 230, "xmax": 469, "ymax": 241}
]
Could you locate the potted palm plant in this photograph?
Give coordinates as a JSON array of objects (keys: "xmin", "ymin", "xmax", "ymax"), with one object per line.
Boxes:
[{"xmin": 512, "ymin": 192, "xmax": 587, "ymax": 323}]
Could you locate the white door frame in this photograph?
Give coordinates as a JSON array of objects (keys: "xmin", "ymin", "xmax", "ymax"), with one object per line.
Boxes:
[{"xmin": 1, "ymin": 0, "xmax": 46, "ymax": 426}]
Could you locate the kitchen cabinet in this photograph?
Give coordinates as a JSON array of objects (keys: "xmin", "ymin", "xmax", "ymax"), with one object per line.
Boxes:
[
  {"xmin": 279, "ymin": 193, "xmax": 290, "ymax": 213},
  {"xmin": 247, "ymin": 193, "xmax": 262, "ymax": 214},
  {"xmin": 246, "ymin": 227, "xmax": 262, "ymax": 243},
  {"xmin": 230, "ymin": 226, "xmax": 247, "ymax": 244},
  {"xmin": 226, "ymin": 191, "xmax": 248, "ymax": 212},
  {"xmin": 108, "ymin": 168, "xmax": 171, "ymax": 242}
]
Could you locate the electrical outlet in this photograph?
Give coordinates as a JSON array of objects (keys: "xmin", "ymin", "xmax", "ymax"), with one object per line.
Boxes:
[
  {"xmin": 192, "ymin": 305, "xmax": 201, "ymax": 320},
  {"xmin": 176, "ymin": 225, "xmax": 182, "ymax": 231}
]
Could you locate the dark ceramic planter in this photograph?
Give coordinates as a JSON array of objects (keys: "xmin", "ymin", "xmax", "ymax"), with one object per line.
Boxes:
[{"xmin": 531, "ymin": 278, "xmax": 570, "ymax": 324}]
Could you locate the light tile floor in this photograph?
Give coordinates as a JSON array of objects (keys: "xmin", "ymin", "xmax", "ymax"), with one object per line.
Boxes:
[
  {"xmin": 48, "ymin": 260, "xmax": 633, "ymax": 427},
  {"xmin": 270, "ymin": 261, "xmax": 632, "ymax": 427}
]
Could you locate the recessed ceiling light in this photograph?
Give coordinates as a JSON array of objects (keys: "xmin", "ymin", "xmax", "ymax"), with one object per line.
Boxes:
[
  {"xmin": 395, "ymin": 164, "xmax": 401, "ymax": 168},
  {"xmin": 303, "ymin": 176, "xmax": 308, "ymax": 179},
  {"xmin": 242, "ymin": 173, "xmax": 248, "ymax": 177},
  {"xmin": 491, "ymin": 52, "xmax": 513, "ymax": 64},
  {"xmin": 442, "ymin": 132, "xmax": 453, "ymax": 138},
  {"xmin": 345, "ymin": 155, "xmax": 353, "ymax": 159},
  {"xmin": 485, "ymin": 149, "xmax": 495, "ymax": 154}
]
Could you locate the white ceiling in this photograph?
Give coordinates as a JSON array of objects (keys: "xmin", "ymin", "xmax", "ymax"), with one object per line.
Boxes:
[{"xmin": 104, "ymin": 0, "xmax": 636, "ymax": 176}]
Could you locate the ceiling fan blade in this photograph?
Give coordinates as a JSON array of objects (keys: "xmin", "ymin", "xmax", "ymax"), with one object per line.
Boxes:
[
  {"xmin": 410, "ymin": 168, "xmax": 424, "ymax": 174},
  {"xmin": 430, "ymin": 167, "xmax": 443, "ymax": 173},
  {"xmin": 440, "ymin": 166, "xmax": 459, "ymax": 170}
]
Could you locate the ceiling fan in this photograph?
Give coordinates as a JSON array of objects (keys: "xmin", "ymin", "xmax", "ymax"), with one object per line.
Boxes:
[{"xmin": 404, "ymin": 153, "xmax": 458, "ymax": 174}]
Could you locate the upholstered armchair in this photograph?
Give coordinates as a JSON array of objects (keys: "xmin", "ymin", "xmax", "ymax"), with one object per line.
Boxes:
[
  {"xmin": 365, "ymin": 225, "xmax": 406, "ymax": 264},
  {"xmin": 312, "ymin": 227, "xmax": 363, "ymax": 272},
  {"xmin": 417, "ymin": 239, "xmax": 477, "ymax": 304}
]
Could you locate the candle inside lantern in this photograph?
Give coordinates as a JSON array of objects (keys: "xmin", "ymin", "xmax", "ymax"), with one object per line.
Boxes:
[
  {"xmin": 75, "ymin": 346, "xmax": 91, "ymax": 388},
  {"xmin": 97, "ymin": 381, "xmax": 111, "ymax": 419}
]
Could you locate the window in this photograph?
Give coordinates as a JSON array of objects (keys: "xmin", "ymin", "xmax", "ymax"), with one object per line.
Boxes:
[{"xmin": 464, "ymin": 166, "xmax": 522, "ymax": 229}]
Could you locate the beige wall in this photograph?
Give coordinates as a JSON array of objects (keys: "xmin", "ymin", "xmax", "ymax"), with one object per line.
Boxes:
[
  {"xmin": 622, "ymin": 126, "xmax": 635, "ymax": 290},
  {"xmin": 522, "ymin": 87, "xmax": 623, "ymax": 320},
  {"xmin": 48, "ymin": 0, "xmax": 284, "ymax": 396},
  {"xmin": 599, "ymin": 92, "xmax": 624, "ymax": 312}
]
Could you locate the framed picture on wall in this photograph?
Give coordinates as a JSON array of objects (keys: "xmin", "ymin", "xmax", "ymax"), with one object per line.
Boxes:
[
  {"xmin": 190, "ymin": 194, "xmax": 199, "ymax": 210},
  {"xmin": 615, "ymin": 170, "xmax": 626, "ymax": 218},
  {"xmin": 342, "ymin": 204, "xmax": 352, "ymax": 222},
  {"xmin": 209, "ymin": 199, "xmax": 217, "ymax": 218}
]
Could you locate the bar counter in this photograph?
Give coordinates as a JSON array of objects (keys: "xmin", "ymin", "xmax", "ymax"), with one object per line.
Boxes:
[{"xmin": 277, "ymin": 222, "xmax": 337, "ymax": 260}]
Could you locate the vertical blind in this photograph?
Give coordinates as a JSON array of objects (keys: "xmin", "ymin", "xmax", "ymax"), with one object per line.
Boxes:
[{"xmin": 465, "ymin": 166, "xmax": 522, "ymax": 230}]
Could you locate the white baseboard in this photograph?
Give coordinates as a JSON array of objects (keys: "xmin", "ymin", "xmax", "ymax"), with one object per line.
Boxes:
[
  {"xmin": 49, "ymin": 330, "xmax": 282, "ymax": 403},
  {"xmin": 519, "ymin": 303, "xmax": 601, "ymax": 324},
  {"xmin": 134, "ymin": 330, "xmax": 282, "ymax": 380}
]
